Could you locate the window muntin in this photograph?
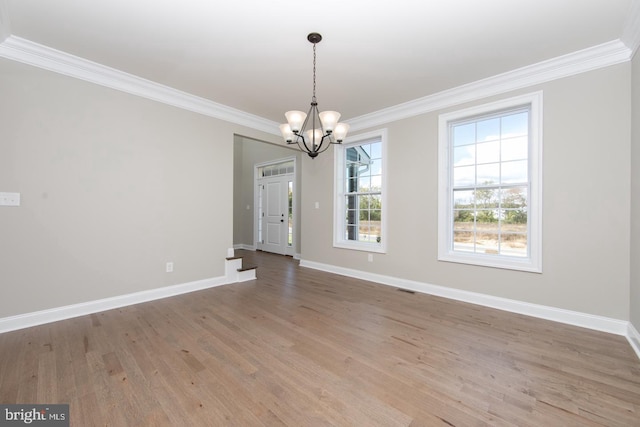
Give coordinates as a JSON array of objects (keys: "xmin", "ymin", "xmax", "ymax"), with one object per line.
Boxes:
[
  {"xmin": 438, "ymin": 92, "xmax": 542, "ymax": 272},
  {"xmin": 334, "ymin": 129, "xmax": 387, "ymax": 253}
]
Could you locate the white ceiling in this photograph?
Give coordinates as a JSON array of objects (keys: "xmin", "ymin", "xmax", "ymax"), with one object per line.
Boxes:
[{"xmin": 1, "ymin": 0, "xmax": 637, "ymax": 125}]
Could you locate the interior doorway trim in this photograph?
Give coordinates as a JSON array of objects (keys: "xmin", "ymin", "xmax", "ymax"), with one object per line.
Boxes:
[{"xmin": 254, "ymin": 156, "xmax": 297, "ymax": 256}]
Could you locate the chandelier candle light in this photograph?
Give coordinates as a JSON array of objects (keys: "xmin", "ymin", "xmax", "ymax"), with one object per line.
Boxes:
[{"xmin": 279, "ymin": 33, "xmax": 349, "ymax": 158}]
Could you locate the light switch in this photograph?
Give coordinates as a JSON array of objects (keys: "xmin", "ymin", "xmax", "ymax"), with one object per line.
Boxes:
[
  {"xmin": 0, "ymin": 192, "xmax": 20, "ymax": 206},
  {"xmin": 314, "ymin": 202, "xmax": 320, "ymax": 209}
]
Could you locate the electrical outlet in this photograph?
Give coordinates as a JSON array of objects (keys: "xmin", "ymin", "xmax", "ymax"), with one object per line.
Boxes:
[
  {"xmin": 166, "ymin": 262, "xmax": 174, "ymax": 273},
  {"xmin": 0, "ymin": 192, "xmax": 20, "ymax": 206},
  {"xmin": 368, "ymin": 254, "xmax": 373, "ymax": 262}
]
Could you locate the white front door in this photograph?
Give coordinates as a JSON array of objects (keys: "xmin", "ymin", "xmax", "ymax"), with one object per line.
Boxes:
[{"xmin": 257, "ymin": 174, "xmax": 292, "ymax": 255}]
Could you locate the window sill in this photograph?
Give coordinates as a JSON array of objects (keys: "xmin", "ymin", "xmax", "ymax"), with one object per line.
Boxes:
[
  {"xmin": 438, "ymin": 251, "xmax": 541, "ymax": 273},
  {"xmin": 333, "ymin": 240, "xmax": 387, "ymax": 254}
]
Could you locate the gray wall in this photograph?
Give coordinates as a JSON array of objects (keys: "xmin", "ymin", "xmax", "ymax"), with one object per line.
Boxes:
[
  {"xmin": 0, "ymin": 58, "xmax": 279, "ymax": 318},
  {"xmin": 301, "ymin": 63, "xmax": 632, "ymax": 321},
  {"xmin": 0, "ymin": 53, "xmax": 636, "ymax": 326},
  {"xmin": 631, "ymin": 50, "xmax": 640, "ymax": 329},
  {"xmin": 233, "ymin": 136, "xmax": 301, "ymax": 254}
]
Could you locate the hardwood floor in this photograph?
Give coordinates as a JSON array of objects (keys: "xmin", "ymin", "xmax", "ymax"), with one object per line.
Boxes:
[{"xmin": 1, "ymin": 250, "xmax": 639, "ymax": 426}]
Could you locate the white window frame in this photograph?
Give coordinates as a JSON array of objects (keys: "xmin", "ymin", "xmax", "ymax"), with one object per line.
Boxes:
[
  {"xmin": 334, "ymin": 129, "xmax": 388, "ymax": 253},
  {"xmin": 438, "ymin": 92, "xmax": 543, "ymax": 272}
]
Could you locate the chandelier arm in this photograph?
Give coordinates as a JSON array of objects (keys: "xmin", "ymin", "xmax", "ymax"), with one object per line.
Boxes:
[
  {"xmin": 313, "ymin": 138, "xmax": 332, "ymax": 155},
  {"xmin": 297, "ymin": 105, "xmax": 313, "ymax": 135},
  {"xmin": 294, "ymin": 104, "xmax": 315, "ymax": 153},
  {"xmin": 297, "ymin": 134, "xmax": 315, "ymax": 156}
]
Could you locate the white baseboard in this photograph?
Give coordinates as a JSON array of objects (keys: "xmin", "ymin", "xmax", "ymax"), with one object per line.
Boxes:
[
  {"xmin": 299, "ymin": 259, "xmax": 629, "ymax": 337},
  {"xmin": 232, "ymin": 245, "xmax": 299, "ymax": 259},
  {"xmin": 628, "ymin": 323, "xmax": 640, "ymax": 359},
  {"xmin": 0, "ymin": 275, "xmax": 230, "ymax": 334},
  {"xmin": 233, "ymin": 244, "xmax": 256, "ymax": 251},
  {"xmin": 4, "ymin": 256, "xmax": 637, "ymax": 361}
]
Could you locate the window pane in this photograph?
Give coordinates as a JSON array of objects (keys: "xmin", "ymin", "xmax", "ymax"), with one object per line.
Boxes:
[
  {"xmin": 502, "ymin": 160, "xmax": 528, "ymax": 184},
  {"xmin": 453, "ymin": 231, "xmax": 474, "ymax": 252},
  {"xmin": 346, "ymin": 177, "xmax": 357, "ymax": 193},
  {"xmin": 359, "ymin": 220, "xmax": 381, "ymax": 242},
  {"xmin": 474, "ymin": 188, "xmax": 498, "ymax": 208},
  {"xmin": 501, "ymin": 136, "xmax": 528, "ymax": 161},
  {"xmin": 454, "ymin": 210, "xmax": 474, "ymax": 228},
  {"xmin": 502, "ymin": 209, "xmax": 527, "ymax": 224},
  {"xmin": 370, "ymin": 142, "xmax": 382, "ymax": 159},
  {"xmin": 453, "ymin": 165, "xmax": 475, "ymax": 187},
  {"xmin": 476, "ymin": 210, "xmax": 498, "ymax": 224},
  {"xmin": 370, "ymin": 158, "xmax": 382, "ymax": 175},
  {"xmin": 453, "ymin": 190, "xmax": 474, "ymax": 208},
  {"xmin": 477, "ymin": 163, "xmax": 499, "ymax": 185},
  {"xmin": 360, "ymin": 143, "xmax": 372, "ymax": 158},
  {"xmin": 501, "ymin": 233, "xmax": 527, "ymax": 257},
  {"xmin": 346, "ymin": 225, "xmax": 357, "ymax": 241},
  {"xmin": 370, "ymin": 194, "xmax": 382, "ymax": 210},
  {"xmin": 371, "ymin": 175, "xmax": 382, "ymax": 190},
  {"xmin": 501, "ymin": 112, "xmax": 528, "ymax": 137},
  {"xmin": 346, "ymin": 147, "xmax": 359, "ymax": 161},
  {"xmin": 454, "ymin": 145, "xmax": 475, "ymax": 167},
  {"xmin": 453, "ymin": 123, "xmax": 475, "ymax": 146},
  {"xmin": 358, "ymin": 195, "xmax": 369, "ymax": 211},
  {"xmin": 476, "ymin": 233, "xmax": 499, "ymax": 254},
  {"xmin": 477, "ymin": 117, "xmax": 500, "ymax": 142},
  {"xmin": 476, "ymin": 140, "xmax": 500, "ymax": 164},
  {"xmin": 501, "ymin": 186, "xmax": 527, "ymax": 209},
  {"xmin": 345, "ymin": 209, "xmax": 357, "ymax": 225},
  {"xmin": 359, "ymin": 176, "xmax": 371, "ymax": 192}
]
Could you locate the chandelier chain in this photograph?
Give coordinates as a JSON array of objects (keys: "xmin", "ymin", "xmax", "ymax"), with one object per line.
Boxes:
[{"xmin": 312, "ymin": 42, "xmax": 317, "ymax": 102}]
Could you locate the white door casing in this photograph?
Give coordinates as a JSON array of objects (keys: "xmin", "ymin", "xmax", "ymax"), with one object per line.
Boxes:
[{"xmin": 255, "ymin": 157, "xmax": 296, "ymax": 256}]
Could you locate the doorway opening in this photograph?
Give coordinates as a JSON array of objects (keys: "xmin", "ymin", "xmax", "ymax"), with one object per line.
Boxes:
[{"xmin": 255, "ymin": 157, "xmax": 296, "ymax": 256}]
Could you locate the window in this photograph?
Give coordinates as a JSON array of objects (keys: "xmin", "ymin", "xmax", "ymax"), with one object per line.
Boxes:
[
  {"xmin": 438, "ymin": 92, "xmax": 542, "ymax": 272},
  {"xmin": 288, "ymin": 180, "xmax": 293, "ymax": 247},
  {"xmin": 334, "ymin": 129, "xmax": 387, "ymax": 253}
]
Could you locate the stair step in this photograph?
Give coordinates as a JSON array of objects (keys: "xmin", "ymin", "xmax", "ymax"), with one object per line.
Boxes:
[{"xmin": 225, "ymin": 254, "xmax": 257, "ymax": 282}]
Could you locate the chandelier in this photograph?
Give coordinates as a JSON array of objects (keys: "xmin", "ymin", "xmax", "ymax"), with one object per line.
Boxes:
[{"xmin": 279, "ymin": 33, "xmax": 349, "ymax": 159}]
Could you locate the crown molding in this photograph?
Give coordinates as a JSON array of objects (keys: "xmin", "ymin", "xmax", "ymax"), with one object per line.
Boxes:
[
  {"xmin": 0, "ymin": 0, "xmax": 10, "ymax": 43},
  {"xmin": 347, "ymin": 39, "xmax": 631, "ymax": 132},
  {"xmin": 0, "ymin": 31, "xmax": 632, "ymax": 137},
  {"xmin": 622, "ymin": 0, "xmax": 640, "ymax": 57},
  {"xmin": 0, "ymin": 35, "xmax": 281, "ymax": 136}
]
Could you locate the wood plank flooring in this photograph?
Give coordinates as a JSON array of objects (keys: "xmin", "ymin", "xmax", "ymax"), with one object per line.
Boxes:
[{"xmin": 1, "ymin": 250, "xmax": 639, "ymax": 426}]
